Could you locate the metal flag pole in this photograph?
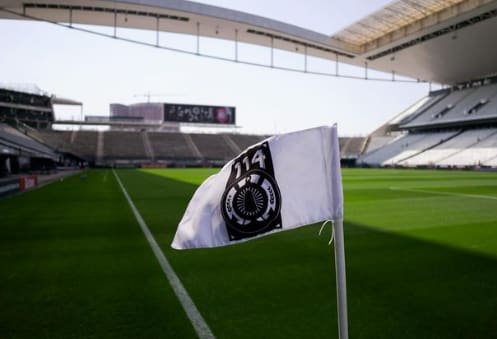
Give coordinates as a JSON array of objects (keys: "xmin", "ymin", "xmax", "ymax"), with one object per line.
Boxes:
[
  {"xmin": 329, "ymin": 124, "xmax": 348, "ymax": 339},
  {"xmin": 333, "ymin": 218, "xmax": 349, "ymax": 339}
]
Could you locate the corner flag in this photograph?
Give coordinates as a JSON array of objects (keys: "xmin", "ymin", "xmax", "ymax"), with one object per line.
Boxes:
[
  {"xmin": 171, "ymin": 125, "xmax": 348, "ymax": 339},
  {"xmin": 171, "ymin": 125, "xmax": 343, "ymax": 249}
]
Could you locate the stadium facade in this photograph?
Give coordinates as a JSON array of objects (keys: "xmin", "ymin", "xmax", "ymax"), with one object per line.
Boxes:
[{"xmin": 2, "ymin": 0, "xmax": 497, "ymax": 174}]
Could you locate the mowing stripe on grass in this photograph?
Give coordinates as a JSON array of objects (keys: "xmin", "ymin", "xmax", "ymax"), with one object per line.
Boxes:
[
  {"xmin": 113, "ymin": 170, "xmax": 215, "ymax": 339},
  {"xmin": 390, "ymin": 186, "xmax": 497, "ymax": 201}
]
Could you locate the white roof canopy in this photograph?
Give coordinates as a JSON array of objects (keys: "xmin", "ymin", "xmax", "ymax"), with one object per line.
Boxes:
[
  {"xmin": 1, "ymin": 0, "xmax": 497, "ymax": 84},
  {"xmin": 332, "ymin": 0, "xmax": 468, "ymax": 48}
]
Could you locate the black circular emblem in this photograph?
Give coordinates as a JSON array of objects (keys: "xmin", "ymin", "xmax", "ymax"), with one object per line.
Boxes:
[{"xmin": 221, "ymin": 170, "xmax": 281, "ymax": 237}]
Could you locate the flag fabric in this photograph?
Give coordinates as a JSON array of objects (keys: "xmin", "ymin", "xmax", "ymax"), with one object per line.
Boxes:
[{"xmin": 171, "ymin": 125, "xmax": 343, "ymax": 250}]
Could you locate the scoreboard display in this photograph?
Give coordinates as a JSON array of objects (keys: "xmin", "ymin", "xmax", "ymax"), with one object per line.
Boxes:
[{"xmin": 164, "ymin": 103, "xmax": 235, "ymax": 125}]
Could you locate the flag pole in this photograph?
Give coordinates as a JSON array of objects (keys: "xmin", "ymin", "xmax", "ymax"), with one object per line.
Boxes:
[
  {"xmin": 333, "ymin": 218, "xmax": 348, "ymax": 339},
  {"xmin": 330, "ymin": 124, "xmax": 348, "ymax": 339}
]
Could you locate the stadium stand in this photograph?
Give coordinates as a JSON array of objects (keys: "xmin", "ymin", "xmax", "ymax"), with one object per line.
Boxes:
[
  {"xmin": 407, "ymin": 129, "xmax": 497, "ymax": 167},
  {"xmin": 483, "ymin": 152, "xmax": 497, "ymax": 167},
  {"xmin": 221, "ymin": 134, "xmax": 242, "ymax": 154},
  {"xmin": 96, "ymin": 131, "xmax": 104, "ymax": 162},
  {"xmin": 339, "ymin": 137, "xmax": 366, "ymax": 159},
  {"xmin": 397, "ymin": 91, "xmax": 449, "ymax": 126},
  {"xmin": 0, "ymin": 85, "xmax": 54, "ymax": 129},
  {"xmin": 224, "ymin": 134, "xmax": 266, "ymax": 152},
  {"xmin": 358, "ymin": 133, "xmax": 429, "ymax": 166},
  {"xmin": 362, "ymin": 135, "xmax": 397, "ymax": 154},
  {"xmin": 70, "ymin": 131, "xmax": 98, "ymax": 162},
  {"xmin": 9, "ymin": 79, "xmax": 497, "ymax": 170},
  {"xmin": 384, "ymin": 131, "xmax": 458, "ymax": 166},
  {"xmin": 142, "ymin": 132, "xmax": 154, "ymax": 159},
  {"xmin": 28, "ymin": 129, "xmax": 98, "ymax": 162},
  {"xmin": 400, "ymin": 83, "xmax": 497, "ymax": 130},
  {"xmin": 103, "ymin": 131, "xmax": 146, "ymax": 160},
  {"xmin": 0, "ymin": 123, "xmax": 57, "ymax": 158},
  {"xmin": 26, "ymin": 129, "xmax": 267, "ymax": 166},
  {"xmin": 358, "ymin": 78, "xmax": 497, "ymax": 168},
  {"xmin": 0, "ymin": 123, "xmax": 58, "ymax": 175},
  {"xmin": 401, "ymin": 87, "xmax": 476, "ymax": 129},
  {"xmin": 29, "ymin": 129, "xmax": 74, "ymax": 154},
  {"xmin": 148, "ymin": 132, "xmax": 198, "ymax": 160},
  {"xmin": 450, "ymin": 84, "xmax": 497, "ymax": 119},
  {"xmin": 436, "ymin": 129, "xmax": 497, "ymax": 167},
  {"xmin": 189, "ymin": 133, "xmax": 237, "ymax": 161}
]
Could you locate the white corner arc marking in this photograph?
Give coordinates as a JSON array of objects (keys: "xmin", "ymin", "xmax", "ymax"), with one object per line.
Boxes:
[
  {"xmin": 389, "ymin": 186, "xmax": 497, "ymax": 201},
  {"xmin": 113, "ymin": 170, "xmax": 215, "ymax": 339}
]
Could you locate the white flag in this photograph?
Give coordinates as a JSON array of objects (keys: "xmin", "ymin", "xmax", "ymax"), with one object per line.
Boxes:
[{"xmin": 171, "ymin": 125, "xmax": 343, "ymax": 249}]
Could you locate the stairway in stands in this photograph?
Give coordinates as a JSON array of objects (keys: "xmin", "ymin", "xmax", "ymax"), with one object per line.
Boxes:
[
  {"xmin": 96, "ymin": 131, "xmax": 104, "ymax": 164},
  {"xmin": 142, "ymin": 132, "xmax": 154, "ymax": 161},
  {"xmin": 183, "ymin": 133, "xmax": 203, "ymax": 159}
]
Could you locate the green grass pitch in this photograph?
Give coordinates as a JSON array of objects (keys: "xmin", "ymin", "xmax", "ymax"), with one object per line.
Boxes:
[{"xmin": 1, "ymin": 168, "xmax": 497, "ymax": 338}]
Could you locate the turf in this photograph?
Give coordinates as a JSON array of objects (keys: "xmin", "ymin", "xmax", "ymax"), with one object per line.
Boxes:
[
  {"xmin": 2, "ymin": 168, "xmax": 497, "ymax": 338},
  {"xmin": 0, "ymin": 170, "xmax": 197, "ymax": 338}
]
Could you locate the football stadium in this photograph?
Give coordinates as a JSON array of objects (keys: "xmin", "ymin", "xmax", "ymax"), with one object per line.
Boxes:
[{"xmin": 2, "ymin": 1, "xmax": 497, "ymax": 338}]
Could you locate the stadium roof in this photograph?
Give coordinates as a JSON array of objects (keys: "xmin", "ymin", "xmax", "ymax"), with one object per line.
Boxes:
[
  {"xmin": 1, "ymin": 0, "xmax": 497, "ymax": 85},
  {"xmin": 333, "ymin": 0, "xmax": 467, "ymax": 47},
  {"xmin": 332, "ymin": 0, "xmax": 497, "ymax": 84},
  {"xmin": 51, "ymin": 96, "xmax": 83, "ymax": 105}
]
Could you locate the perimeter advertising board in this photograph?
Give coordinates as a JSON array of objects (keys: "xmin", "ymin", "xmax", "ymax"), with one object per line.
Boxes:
[
  {"xmin": 0, "ymin": 176, "xmax": 37, "ymax": 197},
  {"xmin": 0, "ymin": 178, "xmax": 20, "ymax": 197},
  {"xmin": 19, "ymin": 176, "xmax": 38, "ymax": 191}
]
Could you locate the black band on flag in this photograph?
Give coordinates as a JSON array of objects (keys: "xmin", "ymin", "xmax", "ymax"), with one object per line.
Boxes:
[{"xmin": 221, "ymin": 142, "xmax": 282, "ymax": 241}]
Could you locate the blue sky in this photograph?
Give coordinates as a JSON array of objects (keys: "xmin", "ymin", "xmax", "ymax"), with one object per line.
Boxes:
[{"xmin": 0, "ymin": 0, "xmax": 433, "ymax": 136}]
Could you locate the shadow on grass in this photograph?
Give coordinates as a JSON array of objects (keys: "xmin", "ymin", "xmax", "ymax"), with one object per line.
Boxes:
[
  {"xmin": 116, "ymin": 168, "xmax": 497, "ymax": 339},
  {"xmin": 345, "ymin": 221, "xmax": 497, "ymax": 339}
]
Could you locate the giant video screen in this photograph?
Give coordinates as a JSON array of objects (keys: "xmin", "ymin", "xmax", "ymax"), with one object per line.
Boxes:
[{"xmin": 164, "ymin": 103, "xmax": 235, "ymax": 125}]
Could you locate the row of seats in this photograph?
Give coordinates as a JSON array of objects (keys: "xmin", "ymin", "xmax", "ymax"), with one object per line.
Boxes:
[
  {"xmin": 362, "ymin": 135, "xmax": 397, "ymax": 154},
  {"xmin": 400, "ymin": 83, "xmax": 497, "ymax": 129},
  {"xmin": 339, "ymin": 137, "xmax": 366, "ymax": 158},
  {"xmin": 37, "ymin": 130, "xmax": 365, "ymax": 162},
  {"xmin": 103, "ymin": 132, "xmax": 145, "ymax": 160},
  {"xmin": 0, "ymin": 89, "xmax": 51, "ymax": 107},
  {"xmin": 28, "ymin": 127, "xmax": 497, "ymax": 168},
  {"xmin": 33, "ymin": 130, "xmax": 266, "ymax": 162},
  {"xmin": 0, "ymin": 123, "xmax": 57, "ymax": 159},
  {"xmin": 32, "ymin": 130, "xmax": 74, "ymax": 153},
  {"xmin": 358, "ymin": 133, "xmax": 437, "ymax": 165},
  {"xmin": 148, "ymin": 132, "xmax": 196, "ymax": 159},
  {"xmin": 402, "ymin": 129, "xmax": 497, "ymax": 167},
  {"xmin": 31, "ymin": 130, "xmax": 97, "ymax": 160},
  {"xmin": 359, "ymin": 128, "xmax": 497, "ymax": 167}
]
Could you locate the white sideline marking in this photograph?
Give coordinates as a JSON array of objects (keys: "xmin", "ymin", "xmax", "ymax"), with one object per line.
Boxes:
[
  {"xmin": 113, "ymin": 170, "xmax": 215, "ymax": 339},
  {"xmin": 389, "ymin": 186, "xmax": 497, "ymax": 201}
]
